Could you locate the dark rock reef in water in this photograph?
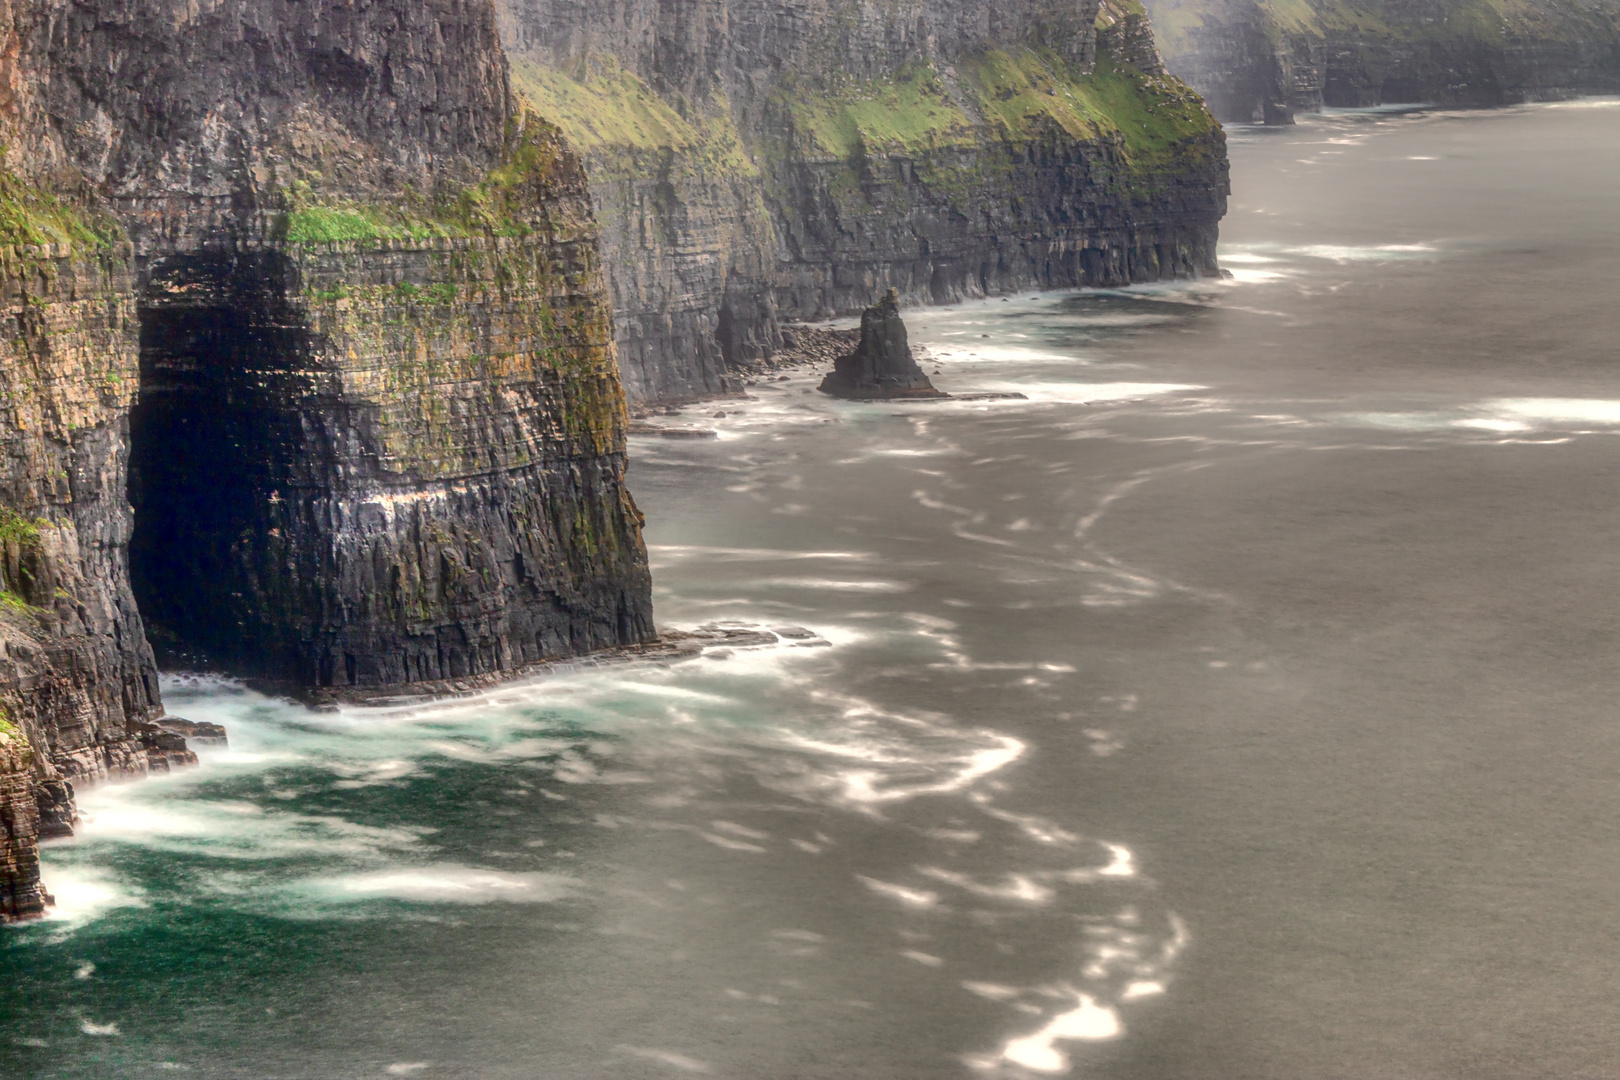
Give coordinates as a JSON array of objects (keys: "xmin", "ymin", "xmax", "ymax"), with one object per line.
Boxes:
[
  {"xmin": 0, "ymin": 0, "xmax": 652, "ymax": 918},
  {"xmin": 819, "ymin": 291, "xmax": 946, "ymax": 400},
  {"xmin": 1142, "ymin": 0, "xmax": 1620, "ymax": 123},
  {"xmin": 496, "ymin": 0, "xmax": 1231, "ymax": 404}
]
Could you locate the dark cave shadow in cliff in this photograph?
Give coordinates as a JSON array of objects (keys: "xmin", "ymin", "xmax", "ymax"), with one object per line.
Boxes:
[
  {"xmin": 127, "ymin": 250, "xmax": 657, "ymax": 694},
  {"xmin": 127, "ymin": 251, "xmax": 327, "ymax": 682}
]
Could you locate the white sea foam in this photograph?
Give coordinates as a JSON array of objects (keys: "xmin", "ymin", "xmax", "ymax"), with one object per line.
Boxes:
[
  {"xmin": 286, "ymin": 865, "xmax": 576, "ymax": 905},
  {"xmin": 647, "ymin": 545, "xmax": 873, "ymax": 563},
  {"xmin": 856, "ymin": 876, "xmax": 939, "ymax": 908},
  {"xmin": 1334, "ymin": 396, "xmax": 1620, "ymax": 436},
  {"xmin": 613, "ymin": 1046, "xmax": 712, "ymax": 1072},
  {"xmin": 698, "ymin": 831, "xmax": 767, "ymax": 853},
  {"xmin": 1485, "ymin": 398, "xmax": 1620, "ymax": 425},
  {"xmin": 998, "ymin": 993, "xmax": 1124, "ymax": 1073},
  {"xmin": 949, "ymin": 381, "xmax": 1206, "ymax": 407},
  {"xmin": 902, "ymin": 949, "xmax": 945, "ymax": 967},
  {"xmin": 1539, "ymin": 96, "xmax": 1620, "ymax": 109},
  {"xmin": 34, "ymin": 864, "xmax": 145, "ymax": 931},
  {"xmin": 1225, "ymin": 267, "xmax": 1290, "ymax": 284},
  {"xmin": 962, "ymin": 981, "xmax": 1023, "ymax": 1001},
  {"xmin": 753, "ymin": 577, "xmax": 912, "ymax": 592},
  {"xmin": 917, "ymin": 867, "xmax": 1054, "ymax": 904},
  {"xmin": 1121, "ymin": 981, "xmax": 1165, "ymax": 1000}
]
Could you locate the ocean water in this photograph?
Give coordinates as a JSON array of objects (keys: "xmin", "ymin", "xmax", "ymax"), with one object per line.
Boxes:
[{"xmin": 8, "ymin": 100, "xmax": 1620, "ymax": 1078}]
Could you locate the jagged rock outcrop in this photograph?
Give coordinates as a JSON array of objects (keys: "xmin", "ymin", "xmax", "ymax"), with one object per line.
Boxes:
[
  {"xmin": 0, "ymin": 718, "xmax": 46, "ymax": 920},
  {"xmin": 496, "ymin": 0, "xmax": 1230, "ymax": 404},
  {"xmin": 1143, "ymin": 0, "xmax": 1620, "ymax": 123},
  {"xmin": 819, "ymin": 291, "xmax": 945, "ymax": 400},
  {"xmin": 0, "ymin": 0, "xmax": 653, "ymax": 918}
]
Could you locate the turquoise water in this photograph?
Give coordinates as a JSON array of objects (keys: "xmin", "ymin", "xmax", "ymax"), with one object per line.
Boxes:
[{"xmin": 9, "ymin": 100, "xmax": 1620, "ymax": 1078}]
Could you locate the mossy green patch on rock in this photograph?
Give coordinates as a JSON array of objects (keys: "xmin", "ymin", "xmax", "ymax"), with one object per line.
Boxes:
[
  {"xmin": 0, "ymin": 507, "xmax": 45, "ymax": 549},
  {"xmin": 508, "ymin": 56, "xmax": 758, "ymax": 181},
  {"xmin": 281, "ymin": 114, "xmax": 580, "ymax": 247},
  {"xmin": 961, "ymin": 47, "xmax": 1218, "ymax": 169},
  {"xmin": 778, "ymin": 64, "xmax": 980, "ymax": 159},
  {"xmin": 776, "ymin": 45, "xmax": 1217, "ymax": 174},
  {"xmin": 0, "ymin": 168, "xmax": 123, "ymax": 254},
  {"xmin": 0, "ymin": 710, "xmax": 32, "ymax": 769}
]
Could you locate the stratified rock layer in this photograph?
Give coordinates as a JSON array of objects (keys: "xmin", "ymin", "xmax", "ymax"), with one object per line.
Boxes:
[
  {"xmin": 819, "ymin": 291, "xmax": 945, "ymax": 400},
  {"xmin": 0, "ymin": 0, "xmax": 652, "ymax": 918},
  {"xmin": 1143, "ymin": 0, "xmax": 1620, "ymax": 123},
  {"xmin": 497, "ymin": 0, "xmax": 1230, "ymax": 404},
  {"xmin": 0, "ymin": 720, "xmax": 45, "ymax": 920}
]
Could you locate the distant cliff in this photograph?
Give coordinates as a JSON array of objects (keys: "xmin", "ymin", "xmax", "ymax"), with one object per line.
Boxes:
[
  {"xmin": 1143, "ymin": 0, "xmax": 1620, "ymax": 122},
  {"xmin": 0, "ymin": 0, "xmax": 651, "ymax": 919},
  {"xmin": 496, "ymin": 0, "xmax": 1231, "ymax": 403}
]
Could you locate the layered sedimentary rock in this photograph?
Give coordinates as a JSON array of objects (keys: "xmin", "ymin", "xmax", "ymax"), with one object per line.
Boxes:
[
  {"xmin": 496, "ymin": 0, "xmax": 1230, "ymax": 404},
  {"xmin": 819, "ymin": 291, "xmax": 944, "ymax": 400},
  {"xmin": 0, "ymin": 0, "xmax": 652, "ymax": 917},
  {"xmin": 1144, "ymin": 0, "xmax": 1620, "ymax": 122},
  {"xmin": 1, "ymin": 719, "xmax": 46, "ymax": 920}
]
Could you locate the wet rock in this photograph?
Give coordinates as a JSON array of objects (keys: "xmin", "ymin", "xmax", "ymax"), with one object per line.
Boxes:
[
  {"xmin": 627, "ymin": 424, "xmax": 720, "ymax": 439},
  {"xmin": 156, "ymin": 718, "xmax": 229, "ymax": 748},
  {"xmin": 818, "ymin": 292, "xmax": 948, "ymax": 400}
]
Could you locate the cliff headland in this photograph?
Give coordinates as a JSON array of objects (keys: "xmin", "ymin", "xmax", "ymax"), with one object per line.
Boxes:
[
  {"xmin": 1143, "ymin": 0, "xmax": 1620, "ymax": 123},
  {"xmin": 0, "ymin": 0, "xmax": 652, "ymax": 919},
  {"xmin": 497, "ymin": 0, "xmax": 1231, "ymax": 404},
  {"xmin": 0, "ymin": 0, "xmax": 1229, "ymax": 920}
]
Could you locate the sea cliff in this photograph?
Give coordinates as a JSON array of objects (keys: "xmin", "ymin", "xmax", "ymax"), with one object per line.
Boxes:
[
  {"xmin": 1143, "ymin": 0, "xmax": 1620, "ymax": 123},
  {"xmin": 0, "ymin": 0, "xmax": 651, "ymax": 918},
  {"xmin": 497, "ymin": 0, "xmax": 1231, "ymax": 403}
]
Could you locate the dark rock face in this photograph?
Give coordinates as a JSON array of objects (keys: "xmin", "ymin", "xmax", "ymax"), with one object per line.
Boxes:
[
  {"xmin": 1143, "ymin": 0, "xmax": 1620, "ymax": 124},
  {"xmin": 819, "ymin": 292, "xmax": 945, "ymax": 400},
  {"xmin": 1, "ymin": 722, "xmax": 46, "ymax": 921},
  {"xmin": 128, "ymin": 234, "xmax": 652, "ymax": 689},
  {"xmin": 497, "ymin": 0, "xmax": 1230, "ymax": 405},
  {"xmin": 0, "ymin": 0, "xmax": 652, "ymax": 918}
]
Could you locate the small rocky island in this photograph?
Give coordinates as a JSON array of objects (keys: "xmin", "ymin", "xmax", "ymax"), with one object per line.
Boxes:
[{"xmin": 818, "ymin": 292, "xmax": 947, "ymax": 400}]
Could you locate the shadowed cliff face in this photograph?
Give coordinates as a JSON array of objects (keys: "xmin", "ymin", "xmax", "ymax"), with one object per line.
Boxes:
[
  {"xmin": 497, "ymin": 0, "xmax": 1230, "ymax": 404},
  {"xmin": 0, "ymin": 0, "xmax": 652, "ymax": 917},
  {"xmin": 128, "ymin": 244, "xmax": 652, "ymax": 687},
  {"xmin": 1143, "ymin": 0, "xmax": 1620, "ymax": 123}
]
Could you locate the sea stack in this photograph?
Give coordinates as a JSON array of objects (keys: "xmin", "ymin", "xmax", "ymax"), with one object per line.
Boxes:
[{"xmin": 818, "ymin": 292, "xmax": 947, "ymax": 400}]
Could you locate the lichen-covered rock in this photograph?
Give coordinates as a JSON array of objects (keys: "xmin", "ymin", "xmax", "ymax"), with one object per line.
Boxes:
[
  {"xmin": 819, "ymin": 291, "xmax": 945, "ymax": 400},
  {"xmin": 498, "ymin": 0, "xmax": 1230, "ymax": 404}
]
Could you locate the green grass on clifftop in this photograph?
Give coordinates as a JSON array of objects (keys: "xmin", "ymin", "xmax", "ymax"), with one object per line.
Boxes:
[
  {"xmin": 780, "ymin": 45, "xmax": 1218, "ymax": 171},
  {"xmin": 779, "ymin": 64, "xmax": 980, "ymax": 158},
  {"xmin": 282, "ymin": 115, "xmax": 576, "ymax": 247},
  {"xmin": 507, "ymin": 56, "xmax": 757, "ymax": 180}
]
